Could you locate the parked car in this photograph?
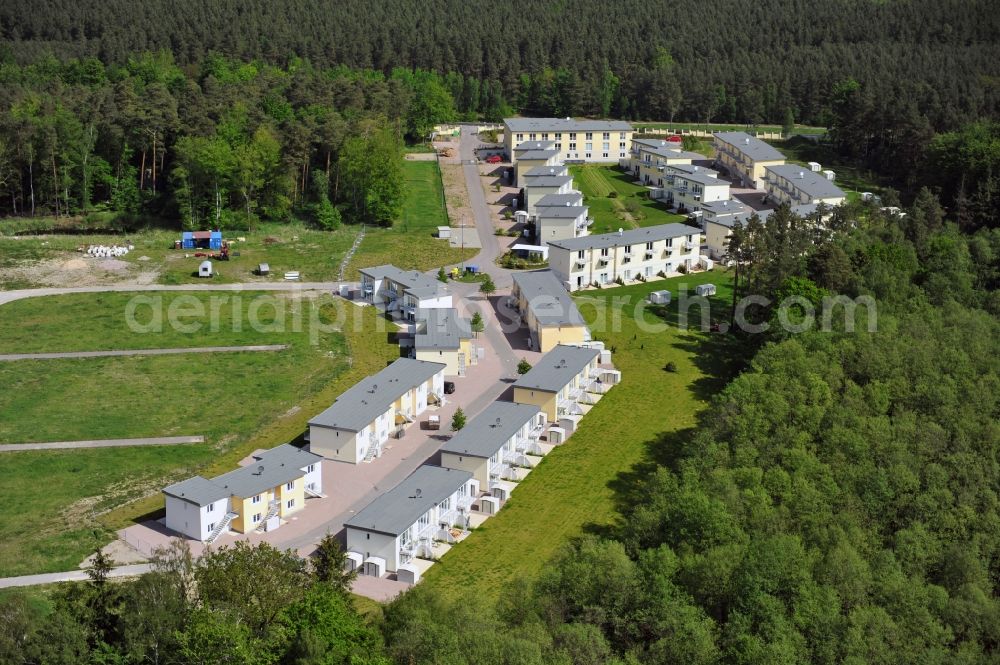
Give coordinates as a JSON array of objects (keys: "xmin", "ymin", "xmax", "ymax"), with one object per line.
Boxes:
[
  {"xmin": 485, "ymin": 154, "xmax": 502, "ymax": 164},
  {"xmin": 444, "ymin": 381, "xmax": 456, "ymax": 394}
]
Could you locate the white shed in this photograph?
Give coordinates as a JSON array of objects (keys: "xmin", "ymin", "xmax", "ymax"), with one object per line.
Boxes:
[
  {"xmin": 695, "ymin": 283, "xmax": 716, "ymax": 296},
  {"xmin": 647, "ymin": 290, "xmax": 672, "ymax": 305},
  {"xmin": 198, "ymin": 260, "xmax": 213, "ymax": 278},
  {"xmin": 479, "ymin": 495, "xmax": 500, "ymax": 515},
  {"xmin": 808, "ymin": 161, "xmax": 822, "ymax": 172},
  {"xmin": 396, "ymin": 563, "xmax": 421, "ymax": 585},
  {"xmin": 700, "ymin": 255, "xmax": 715, "ymax": 270},
  {"xmin": 437, "ymin": 226, "xmax": 452, "ymax": 239},
  {"xmin": 344, "ymin": 551, "xmax": 364, "ymax": 572},
  {"xmin": 363, "ymin": 556, "xmax": 386, "ymax": 577}
]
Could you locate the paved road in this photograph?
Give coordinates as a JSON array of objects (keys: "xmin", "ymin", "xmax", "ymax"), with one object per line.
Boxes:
[
  {"xmin": 0, "ymin": 344, "xmax": 288, "ymax": 362},
  {"xmin": 0, "ymin": 564, "xmax": 152, "ymax": 589},
  {"xmin": 0, "ymin": 281, "xmax": 343, "ymax": 307},
  {"xmin": 0, "ymin": 435, "xmax": 205, "ymax": 453},
  {"xmin": 458, "ymin": 126, "xmax": 507, "ymax": 286}
]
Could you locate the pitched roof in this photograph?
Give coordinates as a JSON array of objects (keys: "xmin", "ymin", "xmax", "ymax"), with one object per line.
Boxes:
[
  {"xmin": 671, "ymin": 169, "xmax": 729, "ymax": 187},
  {"xmin": 705, "ymin": 202, "xmax": 822, "ymax": 228},
  {"xmin": 439, "ymin": 402, "xmax": 541, "ymax": 459},
  {"xmin": 163, "ymin": 444, "xmax": 322, "ymax": 506},
  {"xmin": 535, "ymin": 193, "xmax": 584, "ymax": 208},
  {"xmin": 358, "ymin": 264, "xmax": 444, "ymax": 297},
  {"xmin": 413, "ymin": 308, "xmax": 471, "ymax": 351},
  {"xmin": 522, "ymin": 175, "xmax": 574, "ymax": 188},
  {"xmin": 666, "ymin": 163, "xmax": 720, "ymax": 178},
  {"xmin": 535, "ymin": 205, "xmax": 588, "ymax": 219},
  {"xmin": 633, "ymin": 139, "xmax": 703, "ymax": 161},
  {"xmin": 548, "ymin": 223, "xmax": 698, "ymax": 252},
  {"xmin": 764, "ymin": 164, "xmax": 847, "ymax": 200},
  {"xmin": 344, "ymin": 465, "xmax": 473, "ymax": 536},
  {"xmin": 308, "ymin": 358, "xmax": 446, "ymax": 432},
  {"xmin": 517, "ymin": 149, "xmax": 560, "ymax": 161},
  {"xmin": 514, "ymin": 140, "xmax": 556, "ymax": 151},
  {"xmin": 506, "ymin": 117, "xmax": 633, "ymax": 132},
  {"xmin": 524, "ymin": 164, "xmax": 569, "ymax": 177},
  {"xmin": 514, "ymin": 344, "xmax": 600, "ymax": 393},
  {"xmin": 512, "ymin": 270, "xmax": 587, "ymax": 328},
  {"xmin": 713, "ymin": 131, "xmax": 786, "ymax": 162}
]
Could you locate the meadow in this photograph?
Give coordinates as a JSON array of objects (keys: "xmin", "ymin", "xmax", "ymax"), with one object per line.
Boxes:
[{"xmin": 571, "ymin": 164, "xmax": 688, "ymax": 234}]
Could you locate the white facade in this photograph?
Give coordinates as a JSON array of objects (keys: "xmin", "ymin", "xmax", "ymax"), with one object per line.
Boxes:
[
  {"xmin": 535, "ymin": 206, "xmax": 591, "ymax": 244},
  {"xmin": 164, "ymin": 495, "xmax": 230, "ymax": 542},
  {"xmin": 504, "ymin": 118, "xmax": 634, "ymax": 164},
  {"xmin": 656, "ymin": 165, "xmax": 730, "ymax": 214},
  {"xmin": 549, "ymin": 227, "xmax": 703, "ymax": 290},
  {"xmin": 523, "ymin": 179, "xmax": 576, "ymax": 216},
  {"xmin": 764, "ymin": 165, "xmax": 847, "ymax": 207}
]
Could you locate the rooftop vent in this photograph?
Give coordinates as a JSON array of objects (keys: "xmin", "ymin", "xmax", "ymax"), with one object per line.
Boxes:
[{"xmin": 618, "ymin": 228, "xmax": 624, "ymax": 236}]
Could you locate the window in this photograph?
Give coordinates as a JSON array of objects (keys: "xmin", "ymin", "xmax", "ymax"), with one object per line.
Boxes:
[
  {"xmin": 577, "ymin": 250, "xmax": 586, "ymax": 259},
  {"xmin": 555, "ymin": 143, "xmax": 561, "ymax": 150},
  {"xmin": 600, "ymin": 272, "xmax": 609, "ymax": 284},
  {"xmin": 286, "ymin": 499, "xmax": 295, "ymax": 509},
  {"xmin": 252, "ymin": 513, "xmax": 262, "ymax": 523},
  {"xmin": 529, "ymin": 133, "xmax": 536, "ymax": 140},
  {"xmin": 286, "ymin": 481, "xmax": 294, "ymax": 491},
  {"xmin": 306, "ymin": 464, "xmax": 314, "ymax": 473},
  {"xmin": 207, "ymin": 503, "xmax": 215, "ymax": 513},
  {"xmin": 585, "ymin": 132, "xmax": 593, "ymax": 140},
  {"xmin": 624, "ymin": 245, "xmax": 632, "ymax": 254},
  {"xmin": 646, "ymin": 241, "xmax": 654, "ymax": 250},
  {"xmin": 585, "ymin": 142, "xmax": 592, "ymax": 152},
  {"xmin": 555, "ymin": 132, "xmax": 562, "ymax": 140},
  {"xmin": 585, "ymin": 153, "xmax": 591, "ymax": 159},
  {"xmin": 603, "ymin": 143, "xmax": 610, "ymax": 152},
  {"xmin": 602, "ymin": 153, "xmax": 609, "ymax": 158},
  {"xmin": 569, "ymin": 132, "xmax": 576, "ymax": 140},
  {"xmin": 207, "ymin": 522, "xmax": 215, "ymax": 532},
  {"xmin": 569, "ymin": 142, "xmax": 576, "ymax": 151},
  {"xmin": 439, "ymin": 497, "xmax": 451, "ymax": 511},
  {"xmin": 542, "ymin": 132, "xmax": 549, "ymax": 140},
  {"xmin": 252, "ymin": 495, "xmax": 262, "ymax": 504},
  {"xmin": 620, "ymin": 132, "xmax": 627, "ymax": 139},
  {"xmin": 418, "ymin": 512, "xmax": 430, "ymax": 528},
  {"xmin": 619, "ymin": 141, "xmax": 626, "ymax": 149},
  {"xmin": 516, "ymin": 133, "xmax": 523, "ymax": 141},
  {"xmin": 602, "ymin": 132, "xmax": 610, "ymax": 140},
  {"xmin": 601, "ymin": 248, "xmax": 609, "ymax": 257}
]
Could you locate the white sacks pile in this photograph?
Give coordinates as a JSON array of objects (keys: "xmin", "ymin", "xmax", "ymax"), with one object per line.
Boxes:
[{"xmin": 87, "ymin": 244, "xmax": 132, "ymax": 258}]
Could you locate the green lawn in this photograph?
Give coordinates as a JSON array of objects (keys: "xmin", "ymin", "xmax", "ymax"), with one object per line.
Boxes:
[
  {"xmin": 419, "ymin": 269, "xmax": 739, "ymax": 602},
  {"xmin": 0, "ymin": 292, "xmax": 398, "ymax": 576},
  {"xmin": 634, "ymin": 121, "xmax": 827, "ymax": 136},
  {"xmin": 571, "ymin": 164, "xmax": 688, "ymax": 234},
  {"xmin": 344, "ymin": 160, "xmax": 475, "ymax": 278}
]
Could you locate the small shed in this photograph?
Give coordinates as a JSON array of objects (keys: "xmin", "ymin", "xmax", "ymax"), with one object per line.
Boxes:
[
  {"xmin": 695, "ymin": 283, "xmax": 716, "ymax": 296},
  {"xmin": 362, "ymin": 556, "xmax": 386, "ymax": 578},
  {"xmin": 437, "ymin": 226, "xmax": 452, "ymax": 239},
  {"xmin": 808, "ymin": 161, "xmax": 822, "ymax": 172},
  {"xmin": 480, "ymin": 495, "xmax": 500, "ymax": 515},
  {"xmin": 181, "ymin": 230, "xmax": 223, "ymax": 250},
  {"xmin": 396, "ymin": 563, "xmax": 421, "ymax": 585},
  {"xmin": 198, "ymin": 260, "xmax": 213, "ymax": 278},
  {"xmin": 700, "ymin": 255, "xmax": 715, "ymax": 270},
  {"xmin": 257, "ymin": 262, "xmax": 270, "ymax": 276},
  {"xmin": 344, "ymin": 551, "xmax": 364, "ymax": 572},
  {"xmin": 647, "ymin": 290, "xmax": 672, "ymax": 305}
]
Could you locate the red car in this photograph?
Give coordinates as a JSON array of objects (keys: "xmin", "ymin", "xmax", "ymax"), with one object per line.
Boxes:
[{"xmin": 485, "ymin": 154, "xmax": 502, "ymax": 164}]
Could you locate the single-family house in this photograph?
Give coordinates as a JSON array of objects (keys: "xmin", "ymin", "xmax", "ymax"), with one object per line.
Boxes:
[
  {"xmin": 535, "ymin": 204, "xmax": 592, "ymax": 244},
  {"xmin": 504, "ymin": 118, "xmax": 634, "ymax": 164},
  {"xmin": 359, "ymin": 264, "xmax": 452, "ymax": 321},
  {"xmin": 163, "ymin": 444, "xmax": 322, "ymax": 543},
  {"xmin": 764, "ymin": 164, "xmax": 846, "ymax": 206},
  {"xmin": 512, "ymin": 344, "xmax": 603, "ymax": 421},
  {"xmin": 308, "ymin": 358, "xmax": 446, "ymax": 463},
  {"xmin": 510, "ymin": 270, "xmax": 590, "ymax": 352},
  {"xmin": 345, "ymin": 465, "xmax": 478, "ymax": 576},
  {"xmin": 713, "ymin": 131, "xmax": 786, "ymax": 189},
  {"xmin": 412, "ymin": 307, "xmax": 473, "ymax": 377},
  {"xmin": 439, "ymin": 401, "xmax": 545, "ymax": 490},
  {"xmin": 521, "ymin": 175, "xmax": 576, "ymax": 215},
  {"xmin": 513, "ymin": 141, "xmax": 561, "ymax": 187},
  {"xmin": 548, "ymin": 223, "xmax": 702, "ymax": 290}
]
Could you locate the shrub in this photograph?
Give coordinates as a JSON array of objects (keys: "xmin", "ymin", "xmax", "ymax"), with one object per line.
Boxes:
[
  {"xmin": 657, "ymin": 270, "xmax": 667, "ymax": 278},
  {"xmin": 664, "ymin": 361, "xmax": 678, "ymax": 372},
  {"xmin": 615, "ymin": 276, "xmax": 625, "ymax": 285},
  {"xmin": 607, "ymin": 191, "xmax": 619, "ymax": 198},
  {"xmin": 517, "ymin": 358, "xmax": 532, "ymax": 374},
  {"xmin": 678, "ymin": 264, "xmax": 688, "ymax": 274}
]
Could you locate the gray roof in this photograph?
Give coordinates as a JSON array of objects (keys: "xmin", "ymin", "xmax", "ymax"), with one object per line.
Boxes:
[
  {"xmin": 514, "ymin": 140, "xmax": 556, "ymax": 151},
  {"xmin": 524, "ymin": 164, "xmax": 569, "ymax": 177},
  {"xmin": 666, "ymin": 163, "xmax": 720, "ymax": 178},
  {"xmin": 439, "ymin": 402, "xmax": 541, "ymax": 459},
  {"xmin": 713, "ymin": 131, "xmax": 786, "ymax": 162},
  {"xmin": 765, "ymin": 164, "xmax": 846, "ymax": 200},
  {"xmin": 548, "ymin": 223, "xmax": 698, "ymax": 252},
  {"xmin": 536, "ymin": 205, "xmax": 588, "ymax": 219},
  {"xmin": 414, "ymin": 308, "xmax": 471, "ymax": 351},
  {"xmin": 309, "ymin": 358, "xmax": 446, "ymax": 432},
  {"xmin": 633, "ymin": 139, "xmax": 703, "ymax": 162},
  {"xmin": 671, "ymin": 170, "xmax": 728, "ymax": 188},
  {"xmin": 701, "ymin": 199, "xmax": 748, "ymax": 215},
  {"xmin": 514, "ymin": 345, "xmax": 600, "ymax": 393},
  {"xmin": 163, "ymin": 475, "xmax": 230, "ymax": 506},
  {"xmin": 506, "ymin": 117, "xmax": 633, "ymax": 132},
  {"xmin": 359, "ymin": 264, "xmax": 444, "ymax": 298},
  {"xmin": 512, "ymin": 270, "xmax": 587, "ymax": 328},
  {"xmin": 517, "ymin": 149, "xmax": 560, "ymax": 161},
  {"xmin": 536, "ymin": 193, "xmax": 584, "ymax": 208},
  {"xmin": 163, "ymin": 444, "xmax": 322, "ymax": 506},
  {"xmin": 522, "ymin": 175, "xmax": 574, "ymax": 188},
  {"xmin": 345, "ymin": 465, "xmax": 473, "ymax": 536},
  {"xmin": 705, "ymin": 202, "xmax": 822, "ymax": 229}
]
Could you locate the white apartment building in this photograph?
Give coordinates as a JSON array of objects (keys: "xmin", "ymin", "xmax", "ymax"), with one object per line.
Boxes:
[
  {"xmin": 764, "ymin": 164, "xmax": 847, "ymax": 206},
  {"xmin": 504, "ymin": 117, "xmax": 634, "ymax": 163},
  {"xmin": 548, "ymin": 223, "xmax": 703, "ymax": 290},
  {"xmin": 626, "ymin": 138, "xmax": 704, "ymax": 185},
  {"xmin": 521, "ymin": 174, "xmax": 576, "ymax": 215},
  {"xmin": 713, "ymin": 131, "xmax": 786, "ymax": 189},
  {"xmin": 657, "ymin": 164, "xmax": 731, "ymax": 213},
  {"xmin": 535, "ymin": 204, "xmax": 591, "ymax": 244},
  {"xmin": 359, "ymin": 264, "xmax": 452, "ymax": 322}
]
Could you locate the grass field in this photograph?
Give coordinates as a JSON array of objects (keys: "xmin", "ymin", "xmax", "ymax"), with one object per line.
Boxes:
[
  {"xmin": 344, "ymin": 160, "xmax": 475, "ymax": 279},
  {"xmin": 419, "ymin": 269, "xmax": 740, "ymax": 602},
  {"xmin": 0, "ymin": 292, "xmax": 398, "ymax": 576},
  {"xmin": 633, "ymin": 121, "xmax": 827, "ymax": 136},
  {"xmin": 571, "ymin": 164, "xmax": 688, "ymax": 234}
]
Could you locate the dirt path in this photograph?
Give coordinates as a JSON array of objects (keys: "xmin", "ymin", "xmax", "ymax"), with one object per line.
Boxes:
[
  {"xmin": 0, "ymin": 436, "xmax": 205, "ymax": 452},
  {"xmin": 0, "ymin": 344, "xmax": 288, "ymax": 362},
  {"xmin": 0, "ymin": 281, "xmax": 342, "ymax": 307}
]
